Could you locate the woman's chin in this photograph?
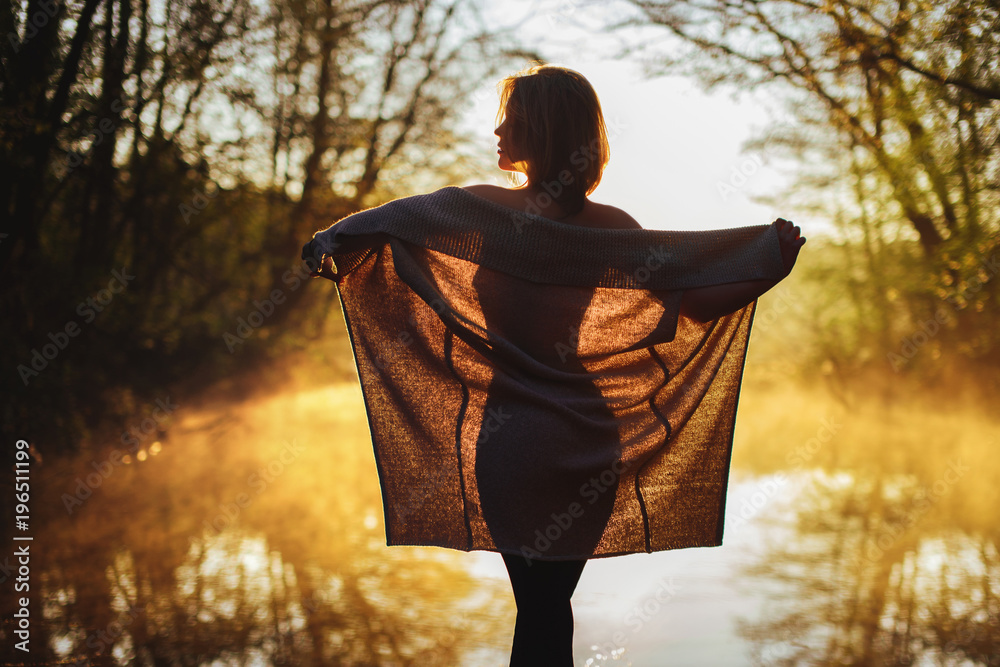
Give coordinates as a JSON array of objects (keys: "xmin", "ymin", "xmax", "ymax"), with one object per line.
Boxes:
[{"xmin": 497, "ymin": 157, "xmax": 521, "ymax": 173}]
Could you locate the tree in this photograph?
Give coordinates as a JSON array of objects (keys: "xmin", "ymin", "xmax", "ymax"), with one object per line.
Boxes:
[
  {"xmin": 0, "ymin": 0, "xmax": 533, "ymax": 450},
  {"xmin": 622, "ymin": 0, "xmax": 1000, "ymax": 398}
]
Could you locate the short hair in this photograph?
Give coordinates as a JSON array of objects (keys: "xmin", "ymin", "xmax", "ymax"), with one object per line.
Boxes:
[{"xmin": 497, "ymin": 63, "xmax": 610, "ymax": 215}]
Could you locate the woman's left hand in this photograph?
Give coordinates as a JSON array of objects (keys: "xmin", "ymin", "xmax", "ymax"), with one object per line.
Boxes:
[{"xmin": 772, "ymin": 218, "xmax": 805, "ymax": 277}]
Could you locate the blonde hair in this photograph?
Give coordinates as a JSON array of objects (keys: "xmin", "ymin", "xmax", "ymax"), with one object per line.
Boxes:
[{"xmin": 496, "ymin": 63, "xmax": 610, "ymax": 215}]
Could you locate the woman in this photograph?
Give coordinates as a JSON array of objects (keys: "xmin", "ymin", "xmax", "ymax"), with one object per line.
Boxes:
[
  {"xmin": 306, "ymin": 64, "xmax": 804, "ymax": 666},
  {"xmin": 463, "ymin": 65, "xmax": 804, "ymax": 321}
]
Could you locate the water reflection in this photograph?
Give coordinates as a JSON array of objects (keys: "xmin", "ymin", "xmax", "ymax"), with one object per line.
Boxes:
[
  {"xmin": 22, "ymin": 384, "xmax": 514, "ymax": 665},
  {"xmin": 15, "ymin": 376, "xmax": 1000, "ymax": 665},
  {"xmin": 735, "ymin": 410, "xmax": 1000, "ymax": 666}
]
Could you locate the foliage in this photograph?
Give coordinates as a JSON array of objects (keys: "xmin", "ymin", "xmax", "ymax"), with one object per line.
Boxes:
[
  {"xmin": 623, "ymin": 0, "xmax": 1000, "ymax": 398},
  {"xmin": 0, "ymin": 0, "xmax": 532, "ymax": 451}
]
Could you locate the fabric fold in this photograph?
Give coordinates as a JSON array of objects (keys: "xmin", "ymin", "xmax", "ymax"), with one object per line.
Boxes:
[{"xmin": 308, "ymin": 186, "xmax": 785, "ymax": 560}]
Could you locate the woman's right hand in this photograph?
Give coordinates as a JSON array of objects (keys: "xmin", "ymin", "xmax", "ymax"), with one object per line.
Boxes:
[
  {"xmin": 773, "ymin": 218, "xmax": 805, "ymax": 277},
  {"xmin": 310, "ymin": 255, "xmax": 337, "ymax": 281}
]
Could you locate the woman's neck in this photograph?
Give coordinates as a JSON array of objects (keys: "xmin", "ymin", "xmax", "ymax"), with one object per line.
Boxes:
[{"xmin": 516, "ymin": 183, "xmax": 585, "ymax": 221}]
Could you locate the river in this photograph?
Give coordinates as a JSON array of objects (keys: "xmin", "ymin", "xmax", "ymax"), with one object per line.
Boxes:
[{"xmin": 11, "ymin": 379, "xmax": 998, "ymax": 665}]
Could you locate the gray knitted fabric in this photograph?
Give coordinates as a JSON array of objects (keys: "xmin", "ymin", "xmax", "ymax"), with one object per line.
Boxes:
[{"xmin": 308, "ymin": 186, "xmax": 785, "ymax": 560}]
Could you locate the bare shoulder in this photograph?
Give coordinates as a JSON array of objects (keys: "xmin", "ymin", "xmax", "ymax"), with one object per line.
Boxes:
[
  {"xmin": 460, "ymin": 184, "xmax": 643, "ymax": 230},
  {"xmin": 461, "ymin": 184, "xmax": 528, "ymax": 211},
  {"xmin": 585, "ymin": 202, "xmax": 643, "ymax": 230},
  {"xmin": 461, "ymin": 184, "xmax": 507, "ymax": 201}
]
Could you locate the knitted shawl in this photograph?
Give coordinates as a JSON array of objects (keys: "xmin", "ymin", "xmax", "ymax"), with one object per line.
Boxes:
[{"xmin": 305, "ymin": 186, "xmax": 785, "ymax": 560}]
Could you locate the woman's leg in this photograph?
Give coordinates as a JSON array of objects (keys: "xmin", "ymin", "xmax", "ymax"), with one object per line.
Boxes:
[{"xmin": 502, "ymin": 553, "xmax": 588, "ymax": 667}]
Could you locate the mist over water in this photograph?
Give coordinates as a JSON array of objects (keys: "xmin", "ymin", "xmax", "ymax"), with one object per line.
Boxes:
[{"xmin": 14, "ymin": 353, "xmax": 998, "ymax": 665}]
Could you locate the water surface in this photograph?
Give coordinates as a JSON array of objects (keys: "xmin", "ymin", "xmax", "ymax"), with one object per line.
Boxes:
[{"xmin": 13, "ymin": 380, "xmax": 999, "ymax": 665}]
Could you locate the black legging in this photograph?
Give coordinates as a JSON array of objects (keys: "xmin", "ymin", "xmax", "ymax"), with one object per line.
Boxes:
[{"xmin": 502, "ymin": 553, "xmax": 588, "ymax": 667}]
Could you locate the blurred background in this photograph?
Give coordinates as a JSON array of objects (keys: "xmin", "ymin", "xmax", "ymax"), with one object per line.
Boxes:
[{"xmin": 1, "ymin": 0, "xmax": 998, "ymax": 664}]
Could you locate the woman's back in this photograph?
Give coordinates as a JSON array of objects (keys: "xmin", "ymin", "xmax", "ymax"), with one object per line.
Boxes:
[{"xmin": 462, "ymin": 184, "xmax": 642, "ymax": 230}]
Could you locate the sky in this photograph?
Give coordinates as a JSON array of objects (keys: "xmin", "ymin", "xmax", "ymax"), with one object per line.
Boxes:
[{"xmin": 458, "ymin": 0, "xmax": 813, "ymax": 234}]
